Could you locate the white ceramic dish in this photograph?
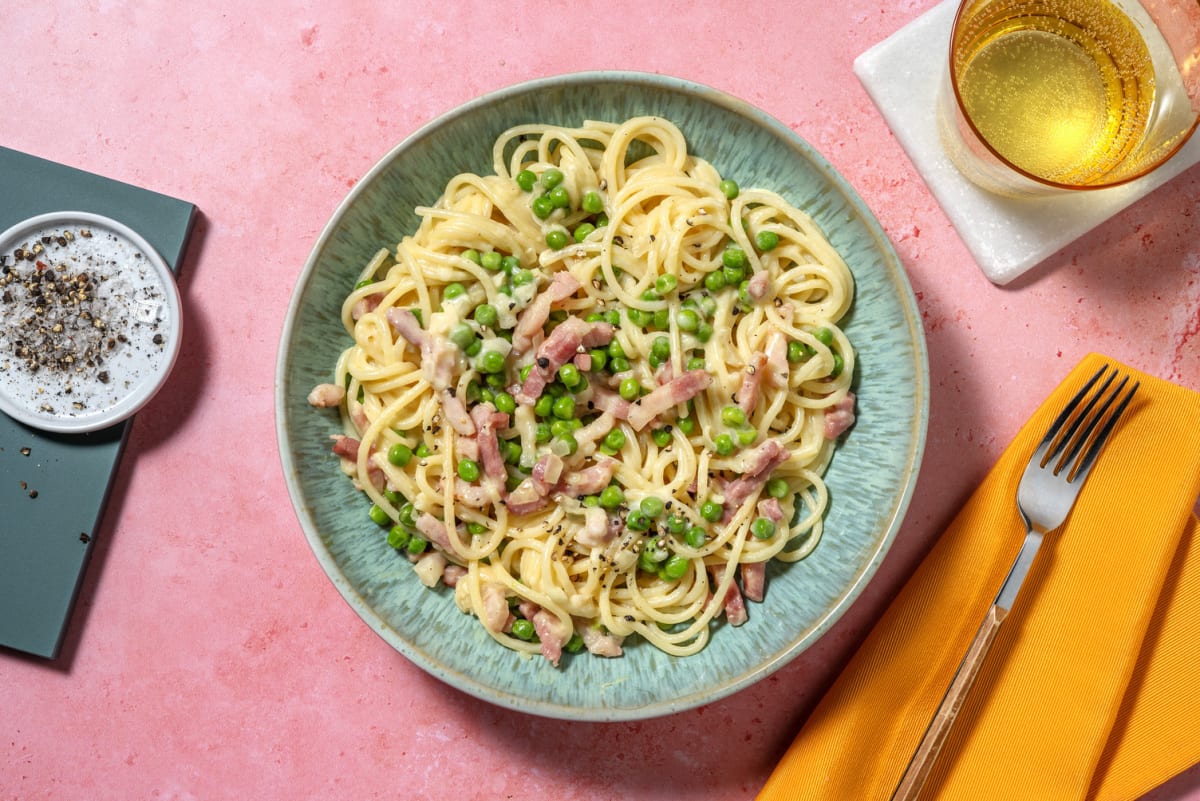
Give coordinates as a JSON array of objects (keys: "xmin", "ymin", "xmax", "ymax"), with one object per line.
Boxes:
[{"xmin": 0, "ymin": 211, "xmax": 182, "ymax": 433}]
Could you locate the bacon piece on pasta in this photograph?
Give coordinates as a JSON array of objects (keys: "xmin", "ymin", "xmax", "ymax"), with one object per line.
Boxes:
[
  {"xmin": 416, "ymin": 512, "xmax": 464, "ymax": 559},
  {"xmin": 588, "ymin": 387, "xmax": 632, "ymax": 421},
  {"xmin": 441, "ymin": 391, "xmax": 476, "ymax": 436},
  {"xmin": 505, "ymin": 477, "xmax": 550, "ymax": 516},
  {"xmin": 576, "ymin": 506, "xmax": 615, "ymax": 548},
  {"xmin": 386, "ymin": 307, "xmax": 456, "ymax": 390},
  {"xmin": 735, "ymin": 352, "xmax": 768, "ymax": 414},
  {"xmin": 470, "ymin": 402, "xmax": 509, "ymax": 483},
  {"xmin": 329, "ymin": 434, "xmax": 384, "ymax": 490},
  {"xmin": 442, "ymin": 563, "xmax": 468, "ymax": 588},
  {"xmin": 307, "ymin": 383, "xmax": 345, "ymax": 408},
  {"xmin": 764, "ymin": 330, "xmax": 790, "ymax": 388},
  {"xmin": 480, "ymin": 583, "xmax": 511, "ymax": 633},
  {"xmin": 512, "ymin": 271, "xmax": 581, "ymax": 354},
  {"xmin": 578, "ymin": 621, "xmax": 624, "ymax": 658},
  {"xmin": 741, "ymin": 561, "xmax": 766, "ymax": 603},
  {"xmin": 516, "ymin": 316, "xmax": 615, "ymax": 403},
  {"xmin": 517, "ymin": 601, "xmax": 571, "ymax": 666},
  {"xmin": 625, "ymin": 369, "xmax": 712, "ymax": 431},
  {"xmin": 721, "ymin": 578, "xmax": 748, "ymax": 626},
  {"xmin": 562, "ymin": 456, "xmax": 618, "ymax": 496},
  {"xmin": 746, "ymin": 270, "xmax": 771, "ymax": 301},
  {"xmin": 724, "ymin": 439, "xmax": 790, "ymax": 509},
  {"xmin": 351, "ymin": 292, "xmax": 384, "ymax": 321},
  {"xmin": 824, "ymin": 392, "xmax": 856, "ymax": 440},
  {"xmin": 757, "ymin": 496, "xmax": 785, "ymax": 523}
]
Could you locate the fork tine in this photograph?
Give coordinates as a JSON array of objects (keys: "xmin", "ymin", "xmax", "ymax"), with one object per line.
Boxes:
[
  {"xmin": 1056, "ymin": 371, "xmax": 1123, "ymax": 472},
  {"xmin": 1067, "ymin": 375, "xmax": 1138, "ymax": 484},
  {"xmin": 1036, "ymin": 365, "xmax": 1107, "ymax": 462}
]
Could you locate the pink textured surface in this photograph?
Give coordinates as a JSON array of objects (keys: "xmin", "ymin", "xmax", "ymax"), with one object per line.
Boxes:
[{"xmin": 2, "ymin": 2, "xmax": 1198, "ymax": 799}]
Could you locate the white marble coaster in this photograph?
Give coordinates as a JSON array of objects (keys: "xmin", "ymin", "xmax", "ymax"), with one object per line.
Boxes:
[{"xmin": 854, "ymin": 0, "xmax": 1200, "ymax": 285}]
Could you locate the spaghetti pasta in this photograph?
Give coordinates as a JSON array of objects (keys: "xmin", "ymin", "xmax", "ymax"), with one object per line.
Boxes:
[{"xmin": 313, "ymin": 116, "xmax": 856, "ymax": 664}]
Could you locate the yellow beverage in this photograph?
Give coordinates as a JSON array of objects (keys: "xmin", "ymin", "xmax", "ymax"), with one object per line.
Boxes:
[{"xmin": 951, "ymin": 0, "xmax": 1159, "ymax": 186}]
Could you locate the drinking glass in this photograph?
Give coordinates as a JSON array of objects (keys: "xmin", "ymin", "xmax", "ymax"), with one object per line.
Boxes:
[{"xmin": 938, "ymin": 0, "xmax": 1200, "ymax": 196}]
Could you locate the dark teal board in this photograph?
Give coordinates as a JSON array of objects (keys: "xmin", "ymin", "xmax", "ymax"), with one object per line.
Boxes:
[{"xmin": 0, "ymin": 148, "xmax": 196, "ymax": 658}]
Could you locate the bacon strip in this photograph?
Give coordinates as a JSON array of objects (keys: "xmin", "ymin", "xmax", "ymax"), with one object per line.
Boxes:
[
  {"xmin": 625, "ymin": 369, "xmax": 711, "ymax": 431},
  {"xmin": 516, "ymin": 317, "xmax": 615, "ymax": 403},
  {"xmin": 386, "ymin": 307, "xmax": 456, "ymax": 390},
  {"xmin": 470, "ymin": 402, "xmax": 509, "ymax": 482},
  {"xmin": 512, "ymin": 271, "xmax": 581, "ymax": 354},
  {"xmin": 307, "ymin": 383, "xmax": 345, "ymax": 408},
  {"xmin": 736, "ymin": 352, "xmax": 768, "ymax": 414},
  {"xmin": 416, "ymin": 512, "xmax": 464, "ymax": 559},
  {"xmin": 741, "ymin": 561, "xmax": 766, "ymax": 603},
  {"xmin": 824, "ymin": 392, "xmax": 856, "ymax": 440},
  {"xmin": 724, "ymin": 439, "xmax": 790, "ymax": 509}
]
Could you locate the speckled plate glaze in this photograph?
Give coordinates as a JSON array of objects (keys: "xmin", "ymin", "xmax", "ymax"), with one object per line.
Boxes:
[{"xmin": 276, "ymin": 72, "xmax": 929, "ymax": 721}]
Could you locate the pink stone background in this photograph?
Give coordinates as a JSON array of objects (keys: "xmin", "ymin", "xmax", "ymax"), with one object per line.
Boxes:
[{"xmin": 2, "ymin": 1, "xmax": 1198, "ymax": 799}]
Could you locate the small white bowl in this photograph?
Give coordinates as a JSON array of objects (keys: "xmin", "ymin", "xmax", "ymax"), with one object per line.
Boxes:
[{"xmin": 0, "ymin": 211, "xmax": 183, "ymax": 433}]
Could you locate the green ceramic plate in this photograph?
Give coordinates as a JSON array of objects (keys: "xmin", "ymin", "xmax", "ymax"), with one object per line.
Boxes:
[{"xmin": 276, "ymin": 72, "xmax": 928, "ymax": 720}]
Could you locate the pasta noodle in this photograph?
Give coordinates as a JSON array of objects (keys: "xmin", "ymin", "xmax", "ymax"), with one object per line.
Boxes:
[{"xmin": 314, "ymin": 116, "xmax": 856, "ymax": 664}]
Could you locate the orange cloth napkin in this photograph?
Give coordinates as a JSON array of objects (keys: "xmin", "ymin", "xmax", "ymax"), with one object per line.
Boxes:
[{"xmin": 757, "ymin": 353, "xmax": 1200, "ymax": 801}]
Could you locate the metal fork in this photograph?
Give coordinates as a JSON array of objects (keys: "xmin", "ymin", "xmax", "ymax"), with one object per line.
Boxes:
[{"xmin": 890, "ymin": 364, "xmax": 1139, "ymax": 801}]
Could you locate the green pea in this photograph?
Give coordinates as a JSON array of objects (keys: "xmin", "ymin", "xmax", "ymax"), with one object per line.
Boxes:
[
  {"xmin": 666, "ymin": 514, "xmax": 687, "ymax": 535},
  {"xmin": 814, "ymin": 327, "xmax": 835, "ymax": 347},
  {"xmin": 478, "ymin": 350, "xmax": 505, "ymax": 374},
  {"xmin": 738, "ymin": 279, "xmax": 753, "ymax": 306},
  {"xmin": 704, "ymin": 270, "xmax": 726, "ymax": 292},
  {"xmin": 516, "ymin": 169, "xmax": 537, "ymax": 192},
  {"xmin": 383, "ymin": 488, "xmax": 402, "ymax": 505},
  {"xmin": 662, "ymin": 554, "xmax": 689, "ymax": 580},
  {"xmin": 457, "ymin": 458, "xmax": 481, "ymax": 482},
  {"xmin": 535, "ymin": 422, "xmax": 552, "ymax": 444},
  {"xmin": 387, "ymin": 525, "xmax": 410, "ymax": 550},
  {"xmin": 610, "ymin": 356, "xmax": 631, "ymax": 373},
  {"xmin": 696, "ymin": 322, "xmax": 714, "ymax": 343},
  {"xmin": 652, "ymin": 308, "xmax": 669, "ymax": 330},
  {"xmin": 464, "ymin": 338, "xmax": 482, "ymax": 357},
  {"xmin": 462, "ymin": 249, "xmax": 482, "ymax": 265},
  {"xmin": 684, "ymin": 525, "xmax": 707, "ymax": 548},
  {"xmin": 765, "ymin": 477, "xmax": 789, "ymax": 499},
  {"xmin": 831, "ymin": 353, "xmax": 845, "ymax": 378},
  {"xmin": 787, "ymin": 340, "xmax": 809, "ymax": 363},
  {"xmin": 503, "ymin": 440, "xmax": 522, "ymax": 465},
  {"xmin": 558, "ymin": 362, "xmax": 581, "ymax": 388},
  {"xmin": 588, "ymin": 348, "xmax": 608, "ymax": 371},
  {"xmin": 699, "ymin": 295, "xmax": 718, "ymax": 319},
  {"xmin": 511, "ymin": 618, "xmax": 536, "ymax": 640},
  {"xmin": 414, "ymin": 443, "xmax": 432, "ymax": 459},
  {"xmin": 398, "ymin": 502, "xmax": 417, "ymax": 528},
  {"xmin": 700, "ymin": 499, "xmax": 724, "ymax": 523},
  {"xmin": 626, "ymin": 510, "xmax": 650, "ymax": 532},
  {"xmin": 474, "ymin": 303, "xmax": 498, "ymax": 328},
  {"xmin": 534, "ymin": 394, "xmax": 554, "ymax": 418},
  {"xmin": 751, "ymin": 517, "xmax": 777, "ymax": 540},
  {"xmin": 467, "ymin": 521, "xmax": 488, "ymax": 536},
  {"xmin": 619, "ymin": 376, "xmax": 640, "ymax": 401},
  {"xmin": 549, "ymin": 418, "xmax": 574, "ymax": 439},
  {"xmin": 512, "ymin": 269, "xmax": 535, "ymax": 287},
  {"xmin": 574, "ymin": 222, "xmax": 595, "ymax": 243},
  {"xmin": 387, "ymin": 442, "xmax": 413, "ymax": 467},
  {"xmin": 651, "ymin": 336, "xmax": 670, "ymax": 362},
  {"xmin": 494, "ymin": 392, "xmax": 516, "ymax": 415},
  {"xmin": 480, "ymin": 251, "xmax": 502, "ymax": 272},
  {"xmin": 737, "ymin": 428, "xmax": 759, "ymax": 446},
  {"xmin": 654, "ymin": 274, "xmax": 678, "ymax": 295},
  {"xmin": 599, "ymin": 485, "xmax": 625, "ymax": 510},
  {"xmin": 603, "ymin": 428, "xmax": 626, "ymax": 451},
  {"xmin": 449, "ymin": 322, "xmax": 475, "ymax": 351},
  {"xmin": 676, "ymin": 415, "xmax": 696, "ymax": 435},
  {"xmin": 722, "ymin": 245, "xmax": 748, "ymax": 270},
  {"xmin": 541, "ymin": 167, "xmax": 564, "ymax": 189},
  {"xmin": 686, "ymin": 357, "xmax": 706, "ymax": 372},
  {"xmin": 652, "ymin": 428, "xmax": 672, "ymax": 448},
  {"xmin": 723, "ymin": 262, "xmax": 745, "ymax": 285},
  {"xmin": 406, "ymin": 535, "xmax": 428, "ymax": 555},
  {"xmin": 607, "ymin": 339, "xmax": 626, "ymax": 359},
  {"xmin": 719, "ymin": 179, "xmax": 739, "ymax": 199},
  {"xmin": 444, "ymin": 282, "xmax": 467, "ymax": 300},
  {"xmin": 354, "ymin": 278, "xmax": 374, "ymax": 289},
  {"xmin": 554, "ymin": 432, "xmax": 578, "ymax": 455},
  {"xmin": 755, "ymin": 230, "xmax": 780, "ymax": 251},
  {"xmin": 565, "ymin": 632, "xmax": 585, "ymax": 653},
  {"xmin": 640, "ymin": 496, "xmax": 665, "ymax": 519},
  {"xmin": 582, "ymin": 190, "xmax": 604, "ymax": 214},
  {"xmin": 721, "ymin": 405, "xmax": 747, "ymax": 427},
  {"xmin": 546, "ymin": 229, "xmax": 569, "ymax": 250},
  {"xmin": 626, "ymin": 308, "xmax": 648, "ymax": 327},
  {"xmin": 713, "ymin": 433, "xmax": 735, "ymax": 456},
  {"xmin": 532, "ymin": 195, "xmax": 554, "ymax": 219},
  {"xmin": 368, "ymin": 504, "xmax": 390, "ymax": 526},
  {"xmin": 552, "ymin": 394, "xmax": 576, "ymax": 420},
  {"xmin": 548, "ymin": 186, "xmax": 570, "ymax": 209},
  {"xmin": 603, "ymin": 309, "xmax": 620, "ymax": 326},
  {"xmin": 677, "ymin": 308, "xmax": 700, "ymax": 333}
]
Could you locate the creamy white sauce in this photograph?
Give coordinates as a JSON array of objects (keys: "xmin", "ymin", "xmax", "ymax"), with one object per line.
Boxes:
[{"xmin": 0, "ymin": 223, "xmax": 171, "ymax": 419}]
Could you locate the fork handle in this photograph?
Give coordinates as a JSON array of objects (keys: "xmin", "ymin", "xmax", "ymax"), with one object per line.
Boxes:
[{"xmin": 890, "ymin": 603, "xmax": 1009, "ymax": 801}]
